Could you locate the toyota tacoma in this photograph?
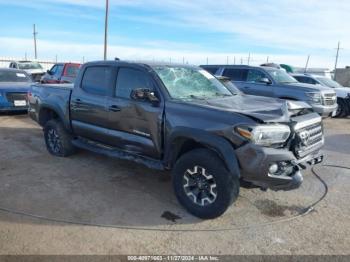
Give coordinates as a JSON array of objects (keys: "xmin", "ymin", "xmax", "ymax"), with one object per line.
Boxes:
[{"xmin": 28, "ymin": 61, "xmax": 324, "ymax": 219}]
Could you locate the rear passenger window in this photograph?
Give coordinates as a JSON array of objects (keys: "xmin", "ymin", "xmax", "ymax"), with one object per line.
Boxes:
[
  {"xmin": 81, "ymin": 66, "xmax": 113, "ymax": 96},
  {"xmin": 223, "ymin": 68, "xmax": 248, "ymax": 81},
  {"xmin": 116, "ymin": 68, "xmax": 154, "ymax": 99},
  {"xmin": 247, "ymin": 69, "xmax": 268, "ymax": 82}
]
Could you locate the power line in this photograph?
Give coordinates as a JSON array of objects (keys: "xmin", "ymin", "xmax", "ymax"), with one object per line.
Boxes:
[
  {"xmin": 33, "ymin": 24, "xmax": 38, "ymax": 60},
  {"xmin": 103, "ymin": 0, "xmax": 109, "ymax": 60},
  {"xmin": 334, "ymin": 41, "xmax": 343, "ymax": 81}
]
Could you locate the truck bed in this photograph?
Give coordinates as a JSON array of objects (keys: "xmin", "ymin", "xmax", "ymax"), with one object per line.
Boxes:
[{"xmin": 28, "ymin": 83, "xmax": 73, "ymax": 128}]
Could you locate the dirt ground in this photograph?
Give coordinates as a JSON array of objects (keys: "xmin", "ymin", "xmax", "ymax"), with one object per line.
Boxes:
[{"xmin": 0, "ymin": 114, "xmax": 349, "ymax": 255}]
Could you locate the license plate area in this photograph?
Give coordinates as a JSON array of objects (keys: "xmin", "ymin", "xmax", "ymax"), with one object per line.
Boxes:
[{"xmin": 14, "ymin": 100, "xmax": 27, "ymax": 107}]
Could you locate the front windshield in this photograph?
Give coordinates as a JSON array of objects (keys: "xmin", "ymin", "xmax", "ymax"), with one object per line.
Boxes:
[
  {"xmin": 316, "ymin": 77, "xmax": 343, "ymax": 88},
  {"xmin": 0, "ymin": 71, "xmax": 31, "ymax": 82},
  {"xmin": 18, "ymin": 62, "xmax": 43, "ymax": 70},
  {"xmin": 153, "ymin": 66, "xmax": 232, "ymax": 100},
  {"xmin": 266, "ymin": 69, "xmax": 298, "ymax": 84}
]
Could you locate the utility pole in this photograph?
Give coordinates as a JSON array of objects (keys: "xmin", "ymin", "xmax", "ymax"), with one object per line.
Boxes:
[
  {"xmin": 247, "ymin": 53, "xmax": 251, "ymax": 65},
  {"xmin": 266, "ymin": 56, "xmax": 269, "ymax": 63},
  {"xmin": 226, "ymin": 56, "xmax": 229, "ymax": 65},
  {"xmin": 33, "ymin": 24, "xmax": 38, "ymax": 60},
  {"xmin": 103, "ymin": 0, "xmax": 109, "ymax": 60},
  {"xmin": 24, "ymin": 52, "xmax": 27, "ymax": 60},
  {"xmin": 206, "ymin": 57, "xmax": 208, "ymax": 65},
  {"xmin": 234, "ymin": 56, "xmax": 236, "ymax": 65},
  {"xmin": 334, "ymin": 41, "xmax": 342, "ymax": 81},
  {"xmin": 304, "ymin": 55, "xmax": 310, "ymax": 73}
]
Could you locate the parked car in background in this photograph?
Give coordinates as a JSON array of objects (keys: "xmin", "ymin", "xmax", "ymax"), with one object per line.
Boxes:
[
  {"xmin": 292, "ymin": 73, "xmax": 350, "ymax": 117},
  {"xmin": 9, "ymin": 61, "xmax": 45, "ymax": 82},
  {"xmin": 260, "ymin": 63, "xmax": 295, "ymax": 73},
  {"xmin": 201, "ymin": 65, "xmax": 337, "ymax": 117},
  {"xmin": 29, "ymin": 60, "xmax": 324, "ymax": 219},
  {"xmin": 0, "ymin": 68, "xmax": 32, "ymax": 112},
  {"xmin": 41, "ymin": 63, "xmax": 81, "ymax": 84}
]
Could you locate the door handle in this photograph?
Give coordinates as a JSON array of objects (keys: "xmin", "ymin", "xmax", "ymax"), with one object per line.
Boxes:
[
  {"xmin": 109, "ymin": 105, "xmax": 121, "ymax": 112},
  {"xmin": 74, "ymin": 99, "xmax": 83, "ymax": 105}
]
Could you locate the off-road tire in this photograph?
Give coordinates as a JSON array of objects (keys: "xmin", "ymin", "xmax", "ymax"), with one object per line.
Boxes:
[
  {"xmin": 44, "ymin": 119, "xmax": 76, "ymax": 157},
  {"xmin": 172, "ymin": 148, "xmax": 239, "ymax": 219}
]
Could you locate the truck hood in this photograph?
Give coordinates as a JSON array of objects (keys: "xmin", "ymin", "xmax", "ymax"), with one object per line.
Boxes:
[
  {"xmin": 191, "ymin": 94, "xmax": 307, "ymax": 123},
  {"xmin": 0, "ymin": 82, "xmax": 32, "ymax": 93}
]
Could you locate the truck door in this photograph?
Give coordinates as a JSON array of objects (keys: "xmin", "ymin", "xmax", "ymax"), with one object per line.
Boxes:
[
  {"xmin": 106, "ymin": 66, "xmax": 164, "ymax": 159},
  {"xmin": 243, "ymin": 69, "xmax": 274, "ymax": 97},
  {"xmin": 70, "ymin": 65, "xmax": 115, "ymax": 144}
]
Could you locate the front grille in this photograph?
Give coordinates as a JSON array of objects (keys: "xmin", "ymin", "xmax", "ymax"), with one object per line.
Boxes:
[
  {"xmin": 6, "ymin": 92, "xmax": 28, "ymax": 105},
  {"xmin": 294, "ymin": 122, "xmax": 324, "ymax": 158},
  {"xmin": 322, "ymin": 93, "xmax": 336, "ymax": 106}
]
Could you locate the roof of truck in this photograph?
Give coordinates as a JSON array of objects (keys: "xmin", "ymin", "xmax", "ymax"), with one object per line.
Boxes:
[{"xmin": 83, "ymin": 60, "xmax": 198, "ymax": 69}]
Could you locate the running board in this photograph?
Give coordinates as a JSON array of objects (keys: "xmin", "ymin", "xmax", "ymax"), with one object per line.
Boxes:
[{"xmin": 72, "ymin": 138, "xmax": 164, "ymax": 170}]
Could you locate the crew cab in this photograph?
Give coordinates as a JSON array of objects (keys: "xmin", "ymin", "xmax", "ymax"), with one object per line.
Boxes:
[
  {"xmin": 29, "ymin": 61, "xmax": 324, "ymax": 219},
  {"xmin": 41, "ymin": 63, "xmax": 81, "ymax": 84},
  {"xmin": 201, "ymin": 65, "xmax": 338, "ymax": 117}
]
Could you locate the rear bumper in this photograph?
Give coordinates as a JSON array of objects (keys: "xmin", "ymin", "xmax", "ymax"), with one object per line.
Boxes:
[
  {"xmin": 0, "ymin": 106, "xmax": 28, "ymax": 112},
  {"xmin": 236, "ymin": 144, "xmax": 323, "ymax": 191}
]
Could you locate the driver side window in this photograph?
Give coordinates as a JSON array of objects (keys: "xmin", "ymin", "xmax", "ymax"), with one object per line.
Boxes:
[
  {"xmin": 247, "ymin": 69, "xmax": 268, "ymax": 83},
  {"xmin": 116, "ymin": 68, "xmax": 154, "ymax": 99},
  {"xmin": 50, "ymin": 65, "xmax": 57, "ymax": 75}
]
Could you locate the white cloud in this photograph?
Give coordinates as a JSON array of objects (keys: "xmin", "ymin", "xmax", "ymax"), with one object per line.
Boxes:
[
  {"xmin": 0, "ymin": 0, "xmax": 349, "ymax": 67},
  {"xmin": 0, "ymin": 36, "xmax": 341, "ymax": 68}
]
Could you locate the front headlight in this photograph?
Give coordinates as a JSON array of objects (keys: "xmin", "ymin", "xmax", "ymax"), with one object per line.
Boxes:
[
  {"xmin": 236, "ymin": 124, "xmax": 291, "ymax": 146},
  {"xmin": 305, "ymin": 92, "xmax": 322, "ymax": 104}
]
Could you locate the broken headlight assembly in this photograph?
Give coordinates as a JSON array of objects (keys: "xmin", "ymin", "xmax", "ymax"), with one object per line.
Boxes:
[{"xmin": 236, "ymin": 124, "xmax": 291, "ymax": 146}]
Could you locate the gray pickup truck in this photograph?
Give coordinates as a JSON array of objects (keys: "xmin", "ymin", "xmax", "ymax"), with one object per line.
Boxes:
[
  {"xmin": 28, "ymin": 60, "xmax": 324, "ymax": 219},
  {"xmin": 201, "ymin": 65, "xmax": 338, "ymax": 117}
]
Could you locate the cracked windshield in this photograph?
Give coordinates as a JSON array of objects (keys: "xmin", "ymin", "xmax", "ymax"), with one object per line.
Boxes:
[{"xmin": 154, "ymin": 66, "xmax": 232, "ymax": 100}]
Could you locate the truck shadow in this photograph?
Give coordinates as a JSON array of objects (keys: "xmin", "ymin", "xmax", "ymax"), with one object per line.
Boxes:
[{"xmin": 0, "ymin": 115, "xmax": 327, "ymax": 229}]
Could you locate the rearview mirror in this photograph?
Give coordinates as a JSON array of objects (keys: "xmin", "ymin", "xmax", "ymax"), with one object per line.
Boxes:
[
  {"xmin": 131, "ymin": 88, "xmax": 159, "ymax": 105},
  {"xmin": 259, "ymin": 77, "xmax": 272, "ymax": 85}
]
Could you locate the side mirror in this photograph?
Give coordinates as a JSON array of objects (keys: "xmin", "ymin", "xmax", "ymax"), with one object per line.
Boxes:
[
  {"xmin": 47, "ymin": 70, "xmax": 52, "ymax": 75},
  {"xmin": 131, "ymin": 88, "xmax": 159, "ymax": 105},
  {"xmin": 259, "ymin": 77, "xmax": 272, "ymax": 85}
]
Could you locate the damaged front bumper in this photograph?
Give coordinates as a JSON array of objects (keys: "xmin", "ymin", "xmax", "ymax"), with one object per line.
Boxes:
[{"xmin": 236, "ymin": 144, "xmax": 323, "ymax": 191}]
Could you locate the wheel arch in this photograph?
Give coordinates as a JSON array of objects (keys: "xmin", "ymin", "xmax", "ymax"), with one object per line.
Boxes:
[{"xmin": 164, "ymin": 128, "xmax": 240, "ymax": 179}]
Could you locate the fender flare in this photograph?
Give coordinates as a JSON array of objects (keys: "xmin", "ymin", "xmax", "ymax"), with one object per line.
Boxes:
[
  {"xmin": 38, "ymin": 103, "xmax": 71, "ymax": 132},
  {"xmin": 164, "ymin": 127, "xmax": 240, "ymax": 179}
]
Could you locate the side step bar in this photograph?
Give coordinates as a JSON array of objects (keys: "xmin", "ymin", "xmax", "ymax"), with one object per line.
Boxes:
[{"xmin": 72, "ymin": 138, "xmax": 164, "ymax": 170}]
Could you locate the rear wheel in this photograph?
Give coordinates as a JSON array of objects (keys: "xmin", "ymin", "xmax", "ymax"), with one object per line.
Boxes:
[
  {"xmin": 172, "ymin": 148, "xmax": 239, "ymax": 219},
  {"xmin": 334, "ymin": 98, "xmax": 348, "ymax": 118},
  {"xmin": 44, "ymin": 119, "xmax": 76, "ymax": 157}
]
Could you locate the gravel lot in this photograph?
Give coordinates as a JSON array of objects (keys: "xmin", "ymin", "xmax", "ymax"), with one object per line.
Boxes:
[{"xmin": 0, "ymin": 113, "xmax": 349, "ymax": 255}]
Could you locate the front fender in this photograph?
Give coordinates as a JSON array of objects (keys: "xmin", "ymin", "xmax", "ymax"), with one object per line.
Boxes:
[{"xmin": 164, "ymin": 127, "xmax": 240, "ymax": 179}]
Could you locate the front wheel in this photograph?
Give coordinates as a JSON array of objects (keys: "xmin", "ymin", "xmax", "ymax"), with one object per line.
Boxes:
[
  {"xmin": 172, "ymin": 149, "xmax": 239, "ymax": 219},
  {"xmin": 44, "ymin": 119, "xmax": 76, "ymax": 157}
]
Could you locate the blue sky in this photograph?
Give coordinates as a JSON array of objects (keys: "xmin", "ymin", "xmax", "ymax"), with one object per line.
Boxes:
[{"xmin": 0, "ymin": 0, "xmax": 349, "ymax": 68}]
